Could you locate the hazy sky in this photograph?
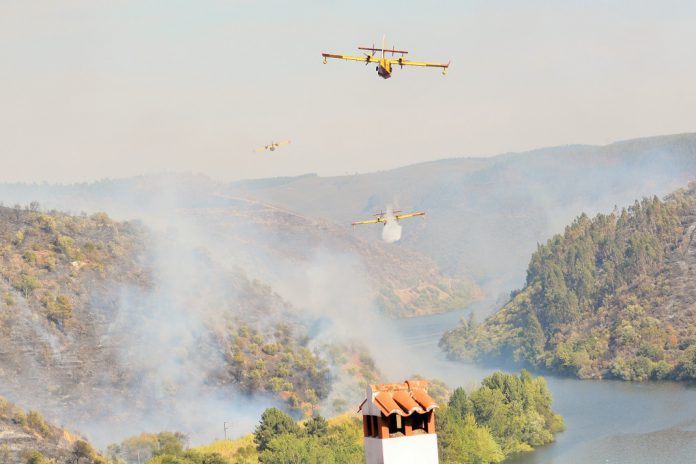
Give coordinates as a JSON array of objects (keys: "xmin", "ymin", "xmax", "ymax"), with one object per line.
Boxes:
[{"xmin": 1, "ymin": 0, "xmax": 695, "ymax": 183}]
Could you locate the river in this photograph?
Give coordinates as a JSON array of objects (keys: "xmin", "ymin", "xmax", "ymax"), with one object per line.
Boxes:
[{"xmin": 381, "ymin": 306, "xmax": 696, "ymax": 463}]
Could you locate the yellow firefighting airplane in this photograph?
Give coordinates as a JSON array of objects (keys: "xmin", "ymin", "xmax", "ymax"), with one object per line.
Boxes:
[
  {"xmin": 254, "ymin": 140, "xmax": 291, "ymax": 153},
  {"xmin": 351, "ymin": 210, "xmax": 426, "ymax": 227},
  {"xmin": 322, "ymin": 36, "xmax": 450, "ymax": 79}
]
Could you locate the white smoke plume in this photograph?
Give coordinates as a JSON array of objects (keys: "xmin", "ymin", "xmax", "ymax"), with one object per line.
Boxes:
[
  {"xmin": 381, "ymin": 207, "xmax": 402, "ymax": 243},
  {"xmin": 0, "ymin": 179, "xmax": 430, "ymax": 449}
]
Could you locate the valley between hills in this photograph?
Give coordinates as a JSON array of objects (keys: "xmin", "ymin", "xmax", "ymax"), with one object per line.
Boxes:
[{"xmin": 1, "ymin": 134, "xmax": 696, "ymax": 462}]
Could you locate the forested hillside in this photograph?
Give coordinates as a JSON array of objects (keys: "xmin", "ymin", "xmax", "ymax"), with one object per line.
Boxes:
[
  {"xmin": 2, "ymin": 134, "xmax": 696, "ymax": 304},
  {"xmin": 442, "ymin": 183, "xmax": 696, "ymax": 380},
  {"xmin": 184, "ymin": 197, "xmax": 480, "ymax": 318},
  {"xmin": 0, "ymin": 175, "xmax": 480, "ymax": 318},
  {"xmin": 0, "ymin": 205, "xmax": 149, "ymax": 418},
  {"xmin": 0, "ymin": 205, "xmax": 378, "ymax": 446}
]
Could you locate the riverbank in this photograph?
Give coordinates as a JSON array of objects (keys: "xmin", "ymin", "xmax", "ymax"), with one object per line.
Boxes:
[{"xmin": 385, "ymin": 304, "xmax": 696, "ymax": 463}]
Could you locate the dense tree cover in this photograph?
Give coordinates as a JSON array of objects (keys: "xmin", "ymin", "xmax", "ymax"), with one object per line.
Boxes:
[
  {"xmin": 230, "ymin": 371, "xmax": 560, "ymax": 463},
  {"xmin": 101, "ymin": 371, "xmax": 560, "ymax": 463},
  {"xmin": 442, "ymin": 185, "xmax": 696, "ymax": 380},
  {"xmin": 249, "ymin": 409, "xmax": 362, "ymax": 463},
  {"xmin": 106, "ymin": 432, "xmax": 191, "ymax": 463},
  {"xmin": 145, "ymin": 450, "xmax": 228, "ymax": 464},
  {"xmin": 107, "ymin": 432, "xmax": 227, "ymax": 464},
  {"xmin": 253, "ymin": 408, "xmax": 300, "ymax": 452},
  {"xmin": 226, "ymin": 323, "xmax": 331, "ymax": 412},
  {"xmin": 108, "ymin": 413, "xmax": 360, "ymax": 464},
  {"xmin": 438, "ymin": 371, "xmax": 563, "ymax": 462}
]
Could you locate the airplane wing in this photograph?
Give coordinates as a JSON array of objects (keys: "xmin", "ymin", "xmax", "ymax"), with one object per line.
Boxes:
[
  {"xmin": 322, "ymin": 53, "xmax": 381, "ymax": 64},
  {"xmin": 254, "ymin": 147, "xmax": 267, "ymax": 152},
  {"xmin": 394, "ymin": 212, "xmax": 426, "ymax": 221},
  {"xmin": 277, "ymin": 140, "xmax": 291, "ymax": 146},
  {"xmin": 389, "ymin": 58, "xmax": 450, "ymax": 70},
  {"xmin": 351, "ymin": 218, "xmax": 381, "ymax": 226}
]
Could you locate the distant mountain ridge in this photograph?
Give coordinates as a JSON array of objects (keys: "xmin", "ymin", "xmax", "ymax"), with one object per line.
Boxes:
[
  {"xmin": 3, "ymin": 133, "xmax": 696, "ymax": 298},
  {"xmin": 229, "ymin": 132, "xmax": 696, "ymax": 292}
]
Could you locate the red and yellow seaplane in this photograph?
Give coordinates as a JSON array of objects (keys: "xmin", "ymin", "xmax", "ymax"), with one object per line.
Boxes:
[
  {"xmin": 322, "ymin": 36, "xmax": 450, "ymax": 79},
  {"xmin": 351, "ymin": 210, "xmax": 426, "ymax": 227}
]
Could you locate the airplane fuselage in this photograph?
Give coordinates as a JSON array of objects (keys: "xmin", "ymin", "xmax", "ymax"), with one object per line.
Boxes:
[{"xmin": 377, "ymin": 58, "xmax": 392, "ymax": 79}]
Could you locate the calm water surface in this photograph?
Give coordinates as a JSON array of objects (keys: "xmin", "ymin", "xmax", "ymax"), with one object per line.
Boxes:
[{"xmin": 383, "ymin": 306, "xmax": 696, "ymax": 464}]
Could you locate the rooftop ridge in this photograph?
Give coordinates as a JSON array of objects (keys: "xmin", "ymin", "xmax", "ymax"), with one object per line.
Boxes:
[{"xmin": 362, "ymin": 379, "xmax": 438, "ymax": 417}]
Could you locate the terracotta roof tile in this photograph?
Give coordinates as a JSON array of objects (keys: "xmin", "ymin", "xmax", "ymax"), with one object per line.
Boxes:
[
  {"xmin": 374, "ymin": 391, "xmax": 403, "ymax": 416},
  {"xmin": 361, "ymin": 379, "xmax": 439, "ymax": 417},
  {"xmin": 411, "ymin": 389, "xmax": 438, "ymax": 412},
  {"xmin": 392, "ymin": 390, "xmax": 424, "ymax": 415}
]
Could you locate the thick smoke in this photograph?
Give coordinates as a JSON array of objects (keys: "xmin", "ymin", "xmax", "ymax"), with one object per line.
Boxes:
[{"xmin": 0, "ymin": 178, "xmax": 433, "ymax": 449}]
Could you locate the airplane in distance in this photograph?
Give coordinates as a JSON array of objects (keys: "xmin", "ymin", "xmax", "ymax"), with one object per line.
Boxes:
[
  {"xmin": 322, "ymin": 35, "xmax": 450, "ymax": 79},
  {"xmin": 255, "ymin": 140, "xmax": 291, "ymax": 153},
  {"xmin": 352, "ymin": 210, "xmax": 426, "ymax": 227}
]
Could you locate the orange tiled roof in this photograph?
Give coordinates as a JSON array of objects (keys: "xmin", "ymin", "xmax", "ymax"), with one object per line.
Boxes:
[{"xmin": 359, "ymin": 379, "xmax": 439, "ymax": 417}]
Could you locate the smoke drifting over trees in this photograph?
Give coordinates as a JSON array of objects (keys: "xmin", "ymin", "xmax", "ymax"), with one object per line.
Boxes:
[{"xmin": 1, "ymin": 133, "xmax": 696, "ymax": 448}]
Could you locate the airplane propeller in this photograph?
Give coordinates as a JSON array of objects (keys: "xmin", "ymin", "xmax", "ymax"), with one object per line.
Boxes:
[
  {"xmin": 364, "ymin": 53, "xmax": 372, "ymax": 65},
  {"xmin": 364, "ymin": 45, "xmax": 376, "ymax": 65}
]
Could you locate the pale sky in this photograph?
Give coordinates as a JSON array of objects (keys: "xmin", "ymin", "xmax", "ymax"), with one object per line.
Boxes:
[{"xmin": 1, "ymin": 0, "xmax": 695, "ymax": 183}]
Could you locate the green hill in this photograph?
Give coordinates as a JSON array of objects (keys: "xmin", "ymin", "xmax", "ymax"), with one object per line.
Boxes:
[{"xmin": 442, "ymin": 183, "xmax": 696, "ymax": 380}]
